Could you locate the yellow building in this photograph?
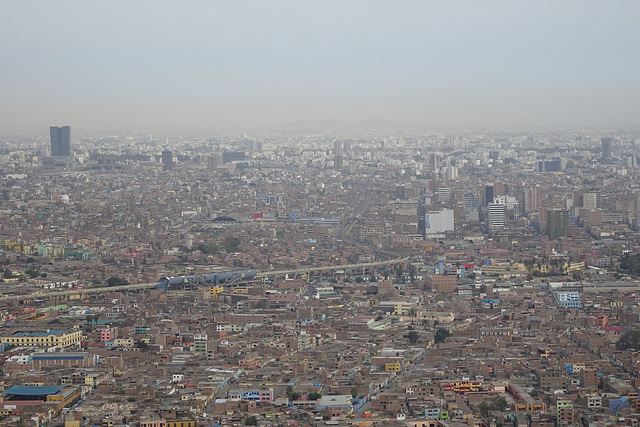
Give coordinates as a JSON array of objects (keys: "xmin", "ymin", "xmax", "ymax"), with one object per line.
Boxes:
[
  {"xmin": 205, "ymin": 286, "xmax": 223, "ymax": 299},
  {"xmin": 1, "ymin": 329, "xmax": 82, "ymax": 348},
  {"xmin": 165, "ymin": 421, "xmax": 197, "ymax": 427},
  {"xmin": 385, "ymin": 362, "xmax": 401, "ymax": 372},
  {"xmin": 391, "ymin": 302, "xmax": 413, "ymax": 315},
  {"xmin": 481, "ymin": 264, "xmax": 528, "ymax": 278}
]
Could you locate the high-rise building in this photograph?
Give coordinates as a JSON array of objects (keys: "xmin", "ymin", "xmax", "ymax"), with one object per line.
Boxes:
[
  {"xmin": 162, "ymin": 150, "xmax": 173, "ymax": 171},
  {"xmin": 334, "ymin": 154, "xmax": 344, "ymax": 170},
  {"xmin": 445, "ymin": 166, "xmax": 458, "ymax": 181},
  {"xmin": 583, "ymin": 192, "xmax": 600, "ymax": 210},
  {"xmin": 222, "ymin": 151, "xmax": 246, "ymax": 164},
  {"xmin": 635, "ymin": 191, "xmax": 640, "ymax": 229},
  {"xmin": 546, "ymin": 209, "xmax": 569, "ymax": 240},
  {"xmin": 602, "ymin": 137, "xmax": 612, "ymax": 159},
  {"xmin": 206, "ymin": 154, "xmax": 220, "ymax": 172},
  {"xmin": 463, "ymin": 193, "xmax": 478, "ymax": 211},
  {"xmin": 429, "ymin": 154, "xmax": 440, "ymax": 173},
  {"xmin": 488, "ymin": 202, "xmax": 505, "ymax": 228},
  {"xmin": 50, "ymin": 126, "xmax": 71, "ymax": 157},
  {"xmin": 333, "ymin": 140, "xmax": 343, "ymax": 153},
  {"xmin": 524, "ymin": 185, "xmax": 542, "ymax": 213},
  {"xmin": 538, "ymin": 159, "xmax": 562, "ymax": 172},
  {"xmin": 485, "ymin": 185, "xmax": 494, "ymax": 206},
  {"xmin": 437, "ymin": 187, "xmax": 451, "ymax": 202}
]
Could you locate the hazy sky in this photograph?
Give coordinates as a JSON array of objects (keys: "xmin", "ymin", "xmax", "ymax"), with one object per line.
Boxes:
[{"xmin": 1, "ymin": 1, "xmax": 639, "ymax": 132}]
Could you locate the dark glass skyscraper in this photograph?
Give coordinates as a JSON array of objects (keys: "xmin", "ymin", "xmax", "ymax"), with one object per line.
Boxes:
[
  {"xmin": 485, "ymin": 185, "xmax": 494, "ymax": 206},
  {"xmin": 50, "ymin": 126, "xmax": 71, "ymax": 157},
  {"xmin": 162, "ymin": 150, "xmax": 173, "ymax": 171},
  {"xmin": 601, "ymin": 137, "xmax": 612, "ymax": 159},
  {"xmin": 546, "ymin": 209, "xmax": 569, "ymax": 240}
]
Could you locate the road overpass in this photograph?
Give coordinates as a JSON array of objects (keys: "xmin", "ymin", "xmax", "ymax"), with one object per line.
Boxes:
[{"xmin": 0, "ymin": 257, "xmax": 408, "ymax": 303}]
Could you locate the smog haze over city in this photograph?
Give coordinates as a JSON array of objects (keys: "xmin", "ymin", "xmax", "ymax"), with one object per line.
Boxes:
[
  {"xmin": 4, "ymin": 2, "xmax": 640, "ymax": 427},
  {"xmin": 1, "ymin": 1, "xmax": 640, "ymax": 133}
]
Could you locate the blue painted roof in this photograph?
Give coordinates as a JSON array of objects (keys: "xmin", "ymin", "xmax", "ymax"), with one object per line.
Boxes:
[
  {"xmin": 13, "ymin": 330, "xmax": 68, "ymax": 337},
  {"xmin": 5, "ymin": 385, "xmax": 63, "ymax": 396}
]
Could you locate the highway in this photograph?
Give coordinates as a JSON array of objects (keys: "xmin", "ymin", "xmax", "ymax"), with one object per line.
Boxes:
[
  {"xmin": 0, "ymin": 257, "xmax": 407, "ymax": 303},
  {"xmin": 338, "ymin": 191, "xmax": 374, "ymax": 240},
  {"xmin": 256, "ymin": 257, "xmax": 406, "ymax": 278}
]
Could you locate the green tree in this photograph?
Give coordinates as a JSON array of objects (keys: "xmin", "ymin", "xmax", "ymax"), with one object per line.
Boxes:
[
  {"xmin": 435, "ymin": 328, "xmax": 450, "ymax": 343},
  {"xmin": 477, "ymin": 397, "xmax": 509, "ymax": 422},
  {"xmin": 617, "ymin": 328, "xmax": 640, "ymax": 351},
  {"xmin": 244, "ymin": 415, "xmax": 258, "ymax": 425},
  {"xmin": 351, "ymin": 387, "xmax": 358, "ymax": 398},
  {"xmin": 477, "ymin": 401, "xmax": 491, "ymax": 418},
  {"xmin": 620, "ymin": 253, "xmax": 640, "ymax": 276},
  {"xmin": 494, "ymin": 397, "xmax": 508, "ymax": 412},
  {"xmin": 286, "ymin": 385, "xmax": 293, "ymax": 398},
  {"xmin": 308, "ymin": 392, "xmax": 322, "ymax": 400},
  {"xmin": 291, "ymin": 391, "xmax": 300, "ymax": 400},
  {"xmin": 107, "ymin": 276, "xmax": 128, "ymax": 287},
  {"xmin": 407, "ymin": 330, "xmax": 419, "ymax": 344},
  {"xmin": 408, "ymin": 264, "xmax": 417, "ymax": 283},
  {"xmin": 197, "ymin": 243, "xmax": 219, "ymax": 254},
  {"xmin": 25, "ymin": 269, "xmax": 39, "ymax": 278},
  {"xmin": 224, "ymin": 237, "xmax": 241, "ymax": 253},
  {"xmin": 408, "ymin": 308, "xmax": 417, "ymax": 325}
]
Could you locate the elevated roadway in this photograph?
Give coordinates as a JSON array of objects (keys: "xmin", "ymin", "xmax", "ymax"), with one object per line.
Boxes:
[
  {"xmin": 256, "ymin": 256, "xmax": 407, "ymax": 278},
  {"xmin": 0, "ymin": 257, "xmax": 407, "ymax": 303}
]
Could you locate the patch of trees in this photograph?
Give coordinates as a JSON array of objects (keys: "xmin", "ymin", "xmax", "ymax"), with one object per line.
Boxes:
[
  {"xmin": 620, "ymin": 253, "xmax": 640, "ymax": 276},
  {"xmin": 435, "ymin": 328, "xmax": 450, "ymax": 343},
  {"xmin": 617, "ymin": 329, "xmax": 640, "ymax": 351},
  {"xmin": 196, "ymin": 243, "xmax": 218, "ymax": 254},
  {"xmin": 106, "ymin": 276, "xmax": 129, "ymax": 287}
]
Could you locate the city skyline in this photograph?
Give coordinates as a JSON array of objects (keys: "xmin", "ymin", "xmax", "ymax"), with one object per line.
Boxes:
[{"xmin": 1, "ymin": 1, "xmax": 639, "ymax": 133}]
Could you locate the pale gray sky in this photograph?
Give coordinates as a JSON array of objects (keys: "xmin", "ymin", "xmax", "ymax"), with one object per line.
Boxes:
[{"xmin": 1, "ymin": 1, "xmax": 639, "ymax": 132}]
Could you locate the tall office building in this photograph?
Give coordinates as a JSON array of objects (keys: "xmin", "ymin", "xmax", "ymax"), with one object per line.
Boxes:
[
  {"xmin": 222, "ymin": 151, "xmax": 246, "ymax": 164},
  {"xmin": 206, "ymin": 154, "xmax": 220, "ymax": 172},
  {"xmin": 583, "ymin": 192, "xmax": 600, "ymax": 210},
  {"xmin": 429, "ymin": 154, "xmax": 440, "ymax": 173},
  {"xmin": 50, "ymin": 126, "xmax": 71, "ymax": 157},
  {"xmin": 162, "ymin": 150, "xmax": 173, "ymax": 171},
  {"xmin": 635, "ymin": 191, "xmax": 640, "ymax": 229},
  {"xmin": 546, "ymin": 209, "xmax": 569, "ymax": 240},
  {"xmin": 333, "ymin": 140, "xmax": 343, "ymax": 153},
  {"xmin": 485, "ymin": 185, "xmax": 494, "ymax": 206},
  {"xmin": 538, "ymin": 159, "xmax": 562, "ymax": 172},
  {"xmin": 437, "ymin": 187, "xmax": 451, "ymax": 202},
  {"xmin": 463, "ymin": 193, "xmax": 478, "ymax": 211},
  {"xmin": 524, "ymin": 185, "xmax": 542, "ymax": 213},
  {"xmin": 334, "ymin": 154, "xmax": 344, "ymax": 170},
  {"xmin": 602, "ymin": 137, "xmax": 612, "ymax": 159},
  {"xmin": 488, "ymin": 202, "xmax": 505, "ymax": 228}
]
